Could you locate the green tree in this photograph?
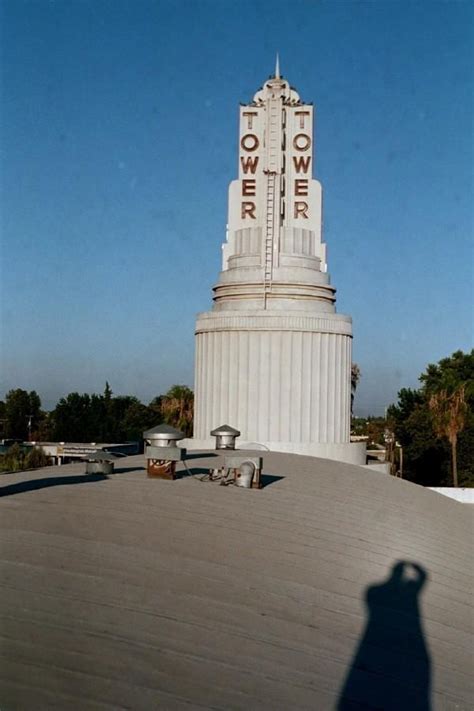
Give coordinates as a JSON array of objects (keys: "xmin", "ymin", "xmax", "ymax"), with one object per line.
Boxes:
[
  {"xmin": 51, "ymin": 393, "xmax": 93, "ymax": 441},
  {"xmin": 104, "ymin": 381, "xmax": 113, "ymax": 401},
  {"xmin": 89, "ymin": 394, "xmax": 106, "ymax": 441},
  {"xmin": 4, "ymin": 389, "xmax": 43, "ymax": 440},
  {"xmin": 35, "ymin": 411, "xmax": 53, "ymax": 441},
  {"xmin": 0, "ymin": 443, "xmax": 25, "ymax": 472},
  {"xmin": 0, "ymin": 443, "xmax": 50, "ymax": 472},
  {"xmin": 389, "ymin": 397, "xmax": 446, "ymax": 485},
  {"xmin": 420, "ymin": 350, "xmax": 474, "ymax": 394},
  {"xmin": 24, "ymin": 446, "xmax": 50, "ymax": 469},
  {"xmin": 159, "ymin": 385, "xmax": 194, "ymax": 436},
  {"xmin": 350, "ymin": 416, "xmax": 386, "ymax": 446},
  {"xmin": 101, "ymin": 382, "xmax": 114, "ymax": 440},
  {"xmin": 0, "ymin": 400, "xmax": 6, "ymax": 436},
  {"xmin": 429, "ymin": 386, "xmax": 467, "ymax": 487},
  {"xmin": 121, "ymin": 400, "xmax": 155, "ymax": 441},
  {"xmin": 351, "ymin": 363, "xmax": 361, "ymax": 416},
  {"xmin": 388, "ymin": 350, "xmax": 474, "ymax": 487},
  {"xmin": 50, "ymin": 388, "xmax": 157, "ymax": 443},
  {"xmin": 109, "ymin": 396, "xmax": 137, "ymax": 440},
  {"xmin": 148, "ymin": 395, "xmax": 164, "ymax": 424}
]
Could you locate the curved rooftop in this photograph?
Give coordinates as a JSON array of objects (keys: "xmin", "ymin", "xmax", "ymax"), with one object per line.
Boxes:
[{"xmin": 1, "ymin": 451, "xmax": 472, "ymax": 709}]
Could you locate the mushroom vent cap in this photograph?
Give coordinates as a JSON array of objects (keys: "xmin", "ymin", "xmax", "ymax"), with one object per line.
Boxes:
[
  {"xmin": 143, "ymin": 424, "xmax": 184, "ymax": 441},
  {"xmin": 210, "ymin": 424, "xmax": 241, "ymax": 437}
]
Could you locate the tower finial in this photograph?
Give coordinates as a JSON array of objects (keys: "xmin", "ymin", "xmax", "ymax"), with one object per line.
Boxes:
[{"xmin": 275, "ymin": 53, "xmax": 280, "ymax": 79}]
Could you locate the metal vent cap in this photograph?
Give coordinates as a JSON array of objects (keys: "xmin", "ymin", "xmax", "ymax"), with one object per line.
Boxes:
[
  {"xmin": 210, "ymin": 424, "xmax": 241, "ymax": 437},
  {"xmin": 211, "ymin": 424, "xmax": 241, "ymax": 451},
  {"xmin": 143, "ymin": 424, "xmax": 184, "ymax": 439},
  {"xmin": 143, "ymin": 424, "xmax": 184, "ymax": 447}
]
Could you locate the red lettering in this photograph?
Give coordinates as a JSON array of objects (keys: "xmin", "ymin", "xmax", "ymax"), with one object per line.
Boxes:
[
  {"xmin": 293, "ymin": 133, "xmax": 311, "ymax": 151},
  {"xmin": 241, "ymin": 202, "xmax": 256, "ymax": 219},
  {"xmin": 240, "ymin": 156, "xmax": 259, "ymax": 174},
  {"xmin": 242, "ymin": 179, "xmax": 256, "ymax": 196},
  {"xmin": 240, "ymin": 134, "xmax": 259, "ymax": 152},
  {"xmin": 294, "ymin": 110, "xmax": 310, "ymax": 129},
  {"xmin": 294, "ymin": 201, "xmax": 309, "ymax": 218},
  {"xmin": 242, "ymin": 111, "xmax": 258, "ymax": 129},
  {"xmin": 294, "ymin": 179, "xmax": 308, "ymax": 196}
]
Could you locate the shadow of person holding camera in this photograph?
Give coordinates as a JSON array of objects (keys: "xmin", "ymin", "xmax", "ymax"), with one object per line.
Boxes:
[{"xmin": 337, "ymin": 561, "xmax": 431, "ymax": 710}]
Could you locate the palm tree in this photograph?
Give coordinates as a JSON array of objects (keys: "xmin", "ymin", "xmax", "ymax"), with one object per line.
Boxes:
[
  {"xmin": 351, "ymin": 363, "xmax": 361, "ymax": 417},
  {"xmin": 160, "ymin": 385, "xmax": 194, "ymax": 437},
  {"xmin": 428, "ymin": 385, "xmax": 466, "ymax": 487}
]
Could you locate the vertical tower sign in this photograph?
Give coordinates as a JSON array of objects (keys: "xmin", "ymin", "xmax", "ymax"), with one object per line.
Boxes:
[
  {"xmin": 223, "ymin": 64, "xmax": 327, "ymax": 308},
  {"xmin": 191, "ymin": 64, "xmax": 365, "ymax": 465},
  {"xmin": 231, "ymin": 86, "xmax": 322, "ymax": 257}
]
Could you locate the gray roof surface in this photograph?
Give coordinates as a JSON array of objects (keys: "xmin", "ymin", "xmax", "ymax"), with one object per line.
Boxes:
[{"xmin": 1, "ymin": 451, "xmax": 472, "ymax": 710}]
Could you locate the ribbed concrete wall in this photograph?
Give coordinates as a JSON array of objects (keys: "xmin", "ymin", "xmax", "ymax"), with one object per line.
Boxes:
[
  {"xmin": 195, "ymin": 318, "xmax": 352, "ymax": 444},
  {"xmin": 0, "ymin": 453, "xmax": 472, "ymax": 710}
]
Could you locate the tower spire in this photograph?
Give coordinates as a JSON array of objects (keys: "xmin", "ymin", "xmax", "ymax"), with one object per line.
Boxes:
[{"xmin": 275, "ymin": 53, "xmax": 280, "ymax": 79}]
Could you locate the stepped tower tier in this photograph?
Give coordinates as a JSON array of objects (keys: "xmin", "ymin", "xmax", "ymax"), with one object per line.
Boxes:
[
  {"xmin": 216, "ymin": 67, "xmax": 333, "ymax": 313},
  {"xmin": 189, "ymin": 63, "xmax": 365, "ymax": 465}
]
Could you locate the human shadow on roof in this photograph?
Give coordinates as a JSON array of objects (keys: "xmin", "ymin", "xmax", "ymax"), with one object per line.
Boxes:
[
  {"xmin": 0, "ymin": 473, "xmax": 107, "ymax": 498},
  {"xmin": 337, "ymin": 561, "xmax": 431, "ymax": 711}
]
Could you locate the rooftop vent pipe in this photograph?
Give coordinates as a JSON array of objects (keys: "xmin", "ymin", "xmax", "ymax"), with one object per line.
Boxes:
[
  {"xmin": 143, "ymin": 424, "xmax": 185, "ymax": 479},
  {"xmin": 210, "ymin": 424, "xmax": 241, "ymax": 450}
]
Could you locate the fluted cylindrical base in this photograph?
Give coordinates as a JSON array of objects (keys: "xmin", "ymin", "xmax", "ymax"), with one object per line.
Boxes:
[{"xmin": 194, "ymin": 310, "xmax": 352, "ymax": 445}]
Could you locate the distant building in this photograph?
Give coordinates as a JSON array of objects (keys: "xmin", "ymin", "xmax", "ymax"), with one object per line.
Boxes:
[{"xmin": 28, "ymin": 441, "xmax": 139, "ymax": 465}]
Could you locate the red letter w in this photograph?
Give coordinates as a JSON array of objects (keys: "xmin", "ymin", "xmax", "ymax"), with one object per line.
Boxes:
[
  {"xmin": 240, "ymin": 156, "xmax": 259, "ymax": 174},
  {"xmin": 293, "ymin": 156, "xmax": 311, "ymax": 173}
]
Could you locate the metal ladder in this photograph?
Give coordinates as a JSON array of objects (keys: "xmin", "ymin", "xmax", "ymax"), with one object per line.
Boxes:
[
  {"xmin": 263, "ymin": 97, "xmax": 281, "ymax": 309},
  {"xmin": 263, "ymin": 171, "xmax": 276, "ymax": 308}
]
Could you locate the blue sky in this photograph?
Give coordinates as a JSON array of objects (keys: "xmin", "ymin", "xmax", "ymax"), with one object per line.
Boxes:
[{"xmin": 1, "ymin": 0, "xmax": 473, "ymax": 415}]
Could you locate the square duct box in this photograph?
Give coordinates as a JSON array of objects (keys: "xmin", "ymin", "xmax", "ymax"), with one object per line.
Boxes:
[{"xmin": 143, "ymin": 424, "xmax": 186, "ymax": 479}]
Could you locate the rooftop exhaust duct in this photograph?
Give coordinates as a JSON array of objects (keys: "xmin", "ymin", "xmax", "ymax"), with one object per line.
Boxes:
[
  {"xmin": 210, "ymin": 424, "xmax": 241, "ymax": 450},
  {"xmin": 143, "ymin": 424, "xmax": 185, "ymax": 479}
]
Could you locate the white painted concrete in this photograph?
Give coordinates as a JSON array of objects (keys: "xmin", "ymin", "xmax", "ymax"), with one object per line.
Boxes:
[
  {"xmin": 194, "ymin": 323, "xmax": 352, "ymax": 442},
  {"xmin": 429, "ymin": 487, "xmax": 474, "ymax": 503}
]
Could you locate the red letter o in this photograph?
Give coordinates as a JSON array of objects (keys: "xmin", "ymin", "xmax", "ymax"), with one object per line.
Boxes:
[
  {"xmin": 293, "ymin": 133, "xmax": 311, "ymax": 151},
  {"xmin": 241, "ymin": 134, "xmax": 259, "ymax": 152}
]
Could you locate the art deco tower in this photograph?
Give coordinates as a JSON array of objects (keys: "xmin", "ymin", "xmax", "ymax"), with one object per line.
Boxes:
[{"xmin": 192, "ymin": 63, "xmax": 364, "ymax": 464}]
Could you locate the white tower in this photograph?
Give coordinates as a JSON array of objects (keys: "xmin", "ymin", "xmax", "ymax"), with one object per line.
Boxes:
[{"xmin": 191, "ymin": 64, "xmax": 365, "ymax": 464}]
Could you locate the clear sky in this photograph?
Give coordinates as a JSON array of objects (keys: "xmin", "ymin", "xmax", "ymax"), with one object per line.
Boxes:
[{"xmin": 1, "ymin": 0, "xmax": 473, "ymax": 416}]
